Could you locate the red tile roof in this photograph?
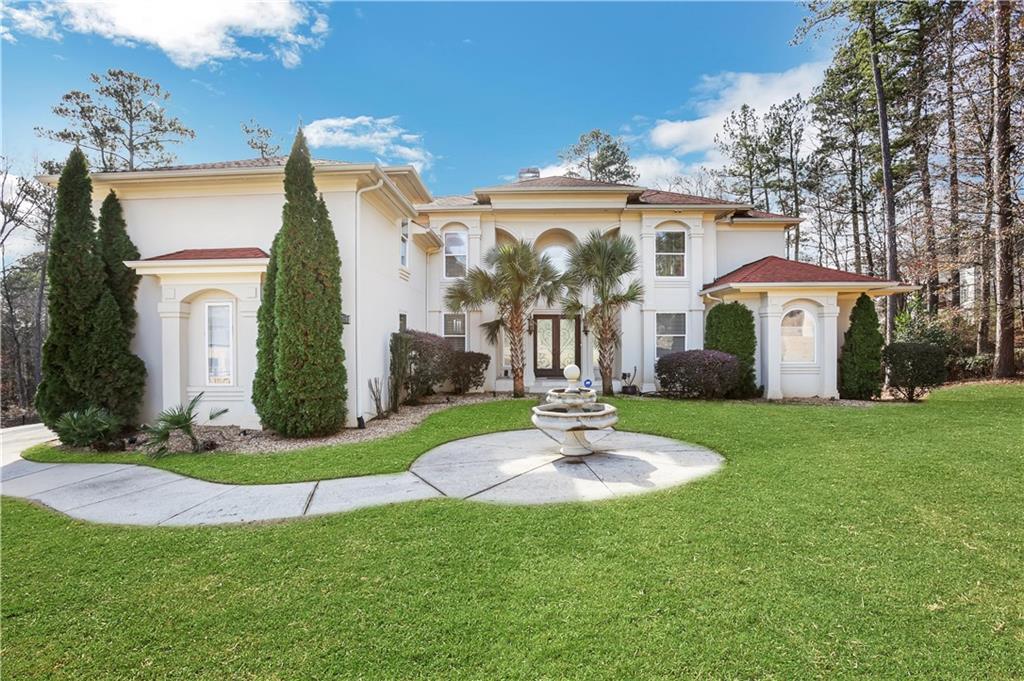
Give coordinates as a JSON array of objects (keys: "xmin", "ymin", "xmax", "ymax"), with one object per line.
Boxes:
[
  {"xmin": 144, "ymin": 248, "xmax": 269, "ymax": 261},
  {"xmin": 706, "ymin": 256, "xmax": 891, "ymax": 289}
]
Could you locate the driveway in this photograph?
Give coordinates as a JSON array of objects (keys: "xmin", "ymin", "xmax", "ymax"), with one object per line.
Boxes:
[{"xmin": 1, "ymin": 423, "xmax": 56, "ymax": 465}]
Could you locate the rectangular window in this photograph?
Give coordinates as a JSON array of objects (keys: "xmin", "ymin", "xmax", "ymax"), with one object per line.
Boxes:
[
  {"xmin": 398, "ymin": 313, "xmax": 407, "ymax": 332},
  {"xmin": 655, "ymin": 313, "xmax": 686, "ymax": 359},
  {"xmin": 655, "ymin": 230, "xmax": 686, "ymax": 277},
  {"xmin": 206, "ymin": 302, "xmax": 233, "ymax": 385},
  {"xmin": 444, "ymin": 231, "xmax": 468, "ymax": 278},
  {"xmin": 443, "ymin": 313, "xmax": 466, "ymax": 351},
  {"xmin": 400, "ymin": 219, "xmax": 409, "ymax": 268}
]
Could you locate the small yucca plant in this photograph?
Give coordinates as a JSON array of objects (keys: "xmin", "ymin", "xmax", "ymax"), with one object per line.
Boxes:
[
  {"xmin": 53, "ymin": 407, "xmax": 123, "ymax": 450},
  {"xmin": 143, "ymin": 392, "xmax": 228, "ymax": 457}
]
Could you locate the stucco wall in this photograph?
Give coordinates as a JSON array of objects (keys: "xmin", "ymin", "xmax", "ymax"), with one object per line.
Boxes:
[{"xmin": 716, "ymin": 228, "xmax": 786, "ymax": 275}]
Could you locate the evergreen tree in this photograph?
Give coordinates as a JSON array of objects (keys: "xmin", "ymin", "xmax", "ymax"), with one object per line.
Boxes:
[
  {"xmin": 96, "ymin": 190, "xmax": 140, "ymax": 328},
  {"xmin": 268, "ymin": 130, "xmax": 347, "ymax": 436},
  {"xmin": 252, "ymin": 232, "xmax": 281, "ymax": 427},
  {"xmin": 82, "ymin": 290, "xmax": 147, "ymax": 425},
  {"xmin": 704, "ymin": 302, "xmax": 759, "ymax": 397},
  {"xmin": 35, "ymin": 147, "xmax": 107, "ymax": 426},
  {"xmin": 839, "ymin": 294, "xmax": 884, "ymax": 399}
]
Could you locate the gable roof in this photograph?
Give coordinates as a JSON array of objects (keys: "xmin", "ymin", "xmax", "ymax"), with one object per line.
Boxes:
[
  {"xmin": 705, "ymin": 256, "xmax": 891, "ymax": 290},
  {"xmin": 633, "ymin": 189, "xmax": 746, "ymax": 207},
  {"xmin": 144, "ymin": 247, "xmax": 269, "ymax": 261}
]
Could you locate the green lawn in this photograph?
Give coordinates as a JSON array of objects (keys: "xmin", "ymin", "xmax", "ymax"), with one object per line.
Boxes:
[{"xmin": 3, "ymin": 383, "xmax": 1023, "ymax": 679}]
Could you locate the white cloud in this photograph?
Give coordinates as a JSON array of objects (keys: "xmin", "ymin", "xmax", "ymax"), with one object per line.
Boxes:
[
  {"xmin": 649, "ymin": 61, "xmax": 827, "ymax": 156},
  {"xmin": 303, "ymin": 115, "xmax": 434, "ymax": 172},
  {"xmin": 0, "ymin": 1, "xmax": 329, "ymax": 69}
]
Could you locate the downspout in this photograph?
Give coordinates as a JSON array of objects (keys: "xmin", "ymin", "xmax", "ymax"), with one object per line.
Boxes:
[{"xmin": 353, "ymin": 177, "xmax": 384, "ymax": 428}]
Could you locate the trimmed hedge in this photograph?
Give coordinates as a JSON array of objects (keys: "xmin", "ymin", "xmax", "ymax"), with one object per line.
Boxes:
[
  {"xmin": 883, "ymin": 342, "xmax": 947, "ymax": 401},
  {"xmin": 704, "ymin": 302, "xmax": 758, "ymax": 397},
  {"xmin": 404, "ymin": 330, "xmax": 453, "ymax": 404},
  {"xmin": 451, "ymin": 351, "xmax": 490, "ymax": 394},
  {"xmin": 655, "ymin": 349, "xmax": 740, "ymax": 399}
]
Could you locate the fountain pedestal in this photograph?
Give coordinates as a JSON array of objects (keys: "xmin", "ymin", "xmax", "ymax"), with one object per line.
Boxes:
[{"xmin": 530, "ymin": 365, "xmax": 619, "ymax": 462}]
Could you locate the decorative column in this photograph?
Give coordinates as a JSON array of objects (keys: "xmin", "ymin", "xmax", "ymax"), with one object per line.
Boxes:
[
  {"xmin": 761, "ymin": 301, "xmax": 783, "ymax": 399},
  {"xmin": 157, "ymin": 293, "xmax": 190, "ymax": 411},
  {"xmin": 821, "ymin": 303, "xmax": 840, "ymax": 398},
  {"xmin": 467, "ymin": 225, "xmax": 482, "ymax": 352},
  {"xmin": 639, "ymin": 228, "xmax": 657, "ymax": 392},
  {"xmin": 688, "ymin": 220, "xmax": 706, "ymax": 349}
]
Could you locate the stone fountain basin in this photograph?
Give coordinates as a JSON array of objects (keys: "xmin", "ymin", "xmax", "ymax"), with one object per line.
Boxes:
[
  {"xmin": 531, "ymin": 402, "xmax": 619, "ymax": 432},
  {"xmin": 545, "ymin": 387, "xmax": 597, "ymax": 407}
]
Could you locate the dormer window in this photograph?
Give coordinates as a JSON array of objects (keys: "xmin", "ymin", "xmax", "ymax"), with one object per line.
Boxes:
[{"xmin": 655, "ymin": 229, "xmax": 686, "ymax": 277}]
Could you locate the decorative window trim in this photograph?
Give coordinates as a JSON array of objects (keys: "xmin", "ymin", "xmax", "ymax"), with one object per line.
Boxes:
[
  {"xmin": 654, "ymin": 311, "xmax": 687, "ymax": 360},
  {"xmin": 442, "ymin": 227, "xmax": 468, "ymax": 280},
  {"xmin": 780, "ymin": 307, "xmax": 817, "ymax": 364},
  {"xmin": 654, "ymin": 226, "xmax": 687, "ymax": 279},
  {"xmin": 204, "ymin": 301, "xmax": 234, "ymax": 387},
  {"xmin": 443, "ymin": 312, "xmax": 467, "ymax": 351}
]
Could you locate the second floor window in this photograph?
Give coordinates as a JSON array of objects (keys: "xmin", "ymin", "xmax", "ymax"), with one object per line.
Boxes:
[
  {"xmin": 655, "ymin": 230, "xmax": 686, "ymax": 277},
  {"xmin": 444, "ymin": 230, "xmax": 467, "ymax": 278},
  {"xmin": 400, "ymin": 219, "xmax": 409, "ymax": 268}
]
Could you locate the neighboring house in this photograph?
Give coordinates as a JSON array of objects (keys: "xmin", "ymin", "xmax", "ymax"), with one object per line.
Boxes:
[{"xmin": 44, "ymin": 160, "xmax": 910, "ymax": 429}]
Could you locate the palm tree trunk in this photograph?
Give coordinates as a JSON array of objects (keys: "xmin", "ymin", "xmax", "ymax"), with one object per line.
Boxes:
[{"xmin": 509, "ymin": 313, "xmax": 526, "ymax": 397}]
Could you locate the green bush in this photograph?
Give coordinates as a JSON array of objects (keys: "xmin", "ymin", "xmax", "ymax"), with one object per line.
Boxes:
[
  {"xmin": 143, "ymin": 392, "xmax": 228, "ymax": 457},
  {"xmin": 655, "ymin": 349, "xmax": 740, "ymax": 399},
  {"xmin": 82, "ymin": 290, "xmax": 147, "ymax": 425},
  {"xmin": 883, "ymin": 342, "xmax": 947, "ymax": 401},
  {"xmin": 451, "ymin": 351, "xmax": 491, "ymax": 394},
  {"xmin": 839, "ymin": 294, "xmax": 884, "ymax": 399},
  {"xmin": 388, "ymin": 331, "xmax": 412, "ymax": 413},
  {"xmin": 252, "ymin": 233, "xmax": 281, "ymax": 427},
  {"xmin": 895, "ymin": 295, "xmax": 973, "ymax": 372},
  {"xmin": 404, "ymin": 330, "xmax": 453, "ymax": 404},
  {"xmin": 704, "ymin": 302, "xmax": 758, "ymax": 397},
  {"xmin": 264, "ymin": 131, "xmax": 348, "ymax": 437},
  {"xmin": 96, "ymin": 190, "xmax": 141, "ymax": 329},
  {"xmin": 955, "ymin": 353, "xmax": 994, "ymax": 379},
  {"xmin": 53, "ymin": 407, "xmax": 122, "ymax": 450}
]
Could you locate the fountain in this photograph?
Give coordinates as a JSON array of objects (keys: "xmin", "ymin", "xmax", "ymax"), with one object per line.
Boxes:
[{"xmin": 531, "ymin": 364, "xmax": 619, "ymax": 462}]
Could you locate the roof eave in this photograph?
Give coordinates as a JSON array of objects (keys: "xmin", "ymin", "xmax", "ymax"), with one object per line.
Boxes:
[
  {"xmin": 624, "ymin": 203, "xmax": 754, "ymax": 212},
  {"xmin": 126, "ymin": 257, "xmax": 270, "ymax": 275},
  {"xmin": 700, "ymin": 281, "xmax": 918, "ymax": 296}
]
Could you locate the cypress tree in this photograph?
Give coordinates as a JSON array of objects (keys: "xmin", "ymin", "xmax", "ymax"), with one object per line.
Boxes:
[
  {"xmin": 35, "ymin": 148, "xmax": 107, "ymax": 426},
  {"xmin": 82, "ymin": 291, "xmax": 147, "ymax": 425},
  {"xmin": 840, "ymin": 293, "xmax": 885, "ymax": 399},
  {"xmin": 97, "ymin": 190, "xmax": 141, "ymax": 329},
  {"xmin": 705, "ymin": 301, "xmax": 759, "ymax": 397},
  {"xmin": 252, "ymin": 232, "xmax": 281, "ymax": 427},
  {"xmin": 269, "ymin": 130, "xmax": 347, "ymax": 436}
]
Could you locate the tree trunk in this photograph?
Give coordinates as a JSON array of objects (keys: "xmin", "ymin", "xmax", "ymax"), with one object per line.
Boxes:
[
  {"xmin": 991, "ymin": 0, "xmax": 1015, "ymax": 377},
  {"xmin": 869, "ymin": 9, "xmax": 900, "ymax": 342},
  {"xmin": 946, "ymin": 5, "xmax": 961, "ymax": 309},
  {"xmin": 32, "ymin": 237, "xmax": 50, "ymax": 387},
  {"xmin": 977, "ymin": 185, "xmax": 993, "ymax": 353},
  {"xmin": 911, "ymin": 14, "xmax": 939, "ymax": 313},
  {"xmin": 598, "ymin": 309, "xmax": 615, "ymax": 396},
  {"xmin": 849, "ymin": 142, "xmax": 862, "ymax": 274},
  {"xmin": 510, "ymin": 314, "xmax": 526, "ymax": 397}
]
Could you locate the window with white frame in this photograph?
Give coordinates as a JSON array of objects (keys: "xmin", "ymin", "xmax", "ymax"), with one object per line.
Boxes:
[
  {"xmin": 655, "ymin": 229, "xmax": 686, "ymax": 277},
  {"xmin": 443, "ymin": 313, "xmax": 466, "ymax": 351},
  {"xmin": 205, "ymin": 302, "xmax": 233, "ymax": 385},
  {"xmin": 444, "ymin": 229, "xmax": 467, "ymax": 278},
  {"xmin": 400, "ymin": 219, "xmax": 409, "ymax": 268},
  {"xmin": 655, "ymin": 313, "xmax": 686, "ymax": 358},
  {"xmin": 781, "ymin": 309, "xmax": 815, "ymax": 363}
]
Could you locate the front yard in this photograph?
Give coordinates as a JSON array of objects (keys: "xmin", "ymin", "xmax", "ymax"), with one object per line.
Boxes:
[{"xmin": 3, "ymin": 383, "xmax": 1023, "ymax": 678}]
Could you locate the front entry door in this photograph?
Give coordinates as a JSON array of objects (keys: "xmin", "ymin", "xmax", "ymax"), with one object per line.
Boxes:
[{"xmin": 534, "ymin": 315, "xmax": 581, "ymax": 378}]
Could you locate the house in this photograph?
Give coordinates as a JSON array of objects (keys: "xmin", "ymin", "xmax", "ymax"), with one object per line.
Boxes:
[{"xmin": 50, "ymin": 160, "xmax": 910, "ymax": 429}]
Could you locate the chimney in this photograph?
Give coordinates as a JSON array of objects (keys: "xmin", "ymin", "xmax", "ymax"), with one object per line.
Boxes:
[{"xmin": 517, "ymin": 167, "xmax": 540, "ymax": 182}]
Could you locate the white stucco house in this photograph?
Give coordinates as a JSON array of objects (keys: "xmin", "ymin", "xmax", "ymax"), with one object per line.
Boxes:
[{"xmin": 49, "ymin": 159, "xmax": 910, "ymax": 429}]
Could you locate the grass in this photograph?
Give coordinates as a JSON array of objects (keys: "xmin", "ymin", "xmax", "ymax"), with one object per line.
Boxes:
[
  {"xmin": 23, "ymin": 399, "xmax": 534, "ymax": 484},
  {"xmin": 3, "ymin": 382, "xmax": 1023, "ymax": 679}
]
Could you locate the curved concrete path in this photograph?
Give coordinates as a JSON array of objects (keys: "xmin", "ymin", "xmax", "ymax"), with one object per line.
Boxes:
[{"xmin": 0, "ymin": 430, "xmax": 722, "ymax": 526}]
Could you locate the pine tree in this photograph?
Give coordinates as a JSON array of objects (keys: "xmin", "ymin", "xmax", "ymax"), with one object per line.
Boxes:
[
  {"xmin": 82, "ymin": 290, "xmax": 147, "ymax": 425},
  {"xmin": 35, "ymin": 148, "xmax": 107, "ymax": 426},
  {"xmin": 96, "ymin": 190, "xmax": 140, "ymax": 328},
  {"xmin": 252, "ymin": 232, "xmax": 281, "ymax": 426},
  {"xmin": 839, "ymin": 294, "xmax": 884, "ymax": 399},
  {"xmin": 268, "ymin": 130, "xmax": 347, "ymax": 436},
  {"xmin": 704, "ymin": 302, "xmax": 759, "ymax": 397}
]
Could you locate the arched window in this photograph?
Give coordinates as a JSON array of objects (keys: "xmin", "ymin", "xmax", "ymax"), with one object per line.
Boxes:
[
  {"xmin": 781, "ymin": 309, "xmax": 815, "ymax": 363},
  {"xmin": 443, "ymin": 227, "xmax": 468, "ymax": 278},
  {"xmin": 542, "ymin": 245, "xmax": 570, "ymax": 274}
]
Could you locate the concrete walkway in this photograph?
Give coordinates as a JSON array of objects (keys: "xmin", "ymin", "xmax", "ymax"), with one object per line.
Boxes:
[
  {"xmin": 1, "ymin": 423, "xmax": 56, "ymax": 464},
  {"xmin": 0, "ymin": 430, "xmax": 722, "ymax": 526}
]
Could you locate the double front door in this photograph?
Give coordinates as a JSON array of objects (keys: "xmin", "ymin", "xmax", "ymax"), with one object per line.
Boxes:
[{"xmin": 533, "ymin": 315, "xmax": 580, "ymax": 378}]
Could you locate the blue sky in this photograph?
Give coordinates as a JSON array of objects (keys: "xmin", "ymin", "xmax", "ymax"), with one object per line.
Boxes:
[{"xmin": 2, "ymin": 2, "xmax": 832, "ymax": 196}]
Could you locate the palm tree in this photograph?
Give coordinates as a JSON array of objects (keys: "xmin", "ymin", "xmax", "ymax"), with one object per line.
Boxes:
[
  {"xmin": 445, "ymin": 239, "xmax": 562, "ymax": 397},
  {"xmin": 563, "ymin": 231, "xmax": 644, "ymax": 396}
]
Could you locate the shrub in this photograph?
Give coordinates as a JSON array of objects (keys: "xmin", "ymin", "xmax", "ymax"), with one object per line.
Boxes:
[
  {"xmin": 144, "ymin": 392, "xmax": 227, "ymax": 457},
  {"xmin": 839, "ymin": 293, "xmax": 884, "ymax": 399},
  {"xmin": 53, "ymin": 407, "xmax": 122, "ymax": 450},
  {"xmin": 955, "ymin": 353, "xmax": 994, "ymax": 379},
  {"xmin": 655, "ymin": 349, "xmax": 740, "ymax": 399},
  {"xmin": 404, "ymin": 330, "xmax": 453, "ymax": 403},
  {"xmin": 883, "ymin": 342, "xmax": 947, "ymax": 401},
  {"xmin": 704, "ymin": 302, "xmax": 758, "ymax": 397},
  {"xmin": 895, "ymin": 295, "xmax": 973, "ymax": 373},
  {"xmin": 450, "ymin": 351, "xmax": 490, "ymax": 394},
  {"xmin": 81, "ymin": 290, "xmax": 147, "ymax": 425},
  {"xmin": 388, "ymin": 331, "xmax": 412, "ymax": 413},
  {"xmin": 252, "ymin": 233, "xmax": 281, "ymax": 428}
]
